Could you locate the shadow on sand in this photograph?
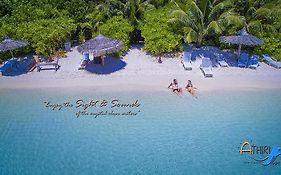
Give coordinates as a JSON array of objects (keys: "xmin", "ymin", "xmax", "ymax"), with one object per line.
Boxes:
[
  {"xmin": 2, "ymin": 54, "xmax": 33, "ymax": 76},
  {"xmin": 85, "ymin": 56, "xmax": 127, "ymax": 75},
  {"xmin": 184, "ymin": 44, "xmax": 238, "ymax": 67}
]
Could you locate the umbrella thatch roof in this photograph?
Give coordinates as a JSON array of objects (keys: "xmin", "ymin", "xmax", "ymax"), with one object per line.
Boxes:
[
  {"xmin": 0, "ymin": 36, "xmax": 29, "ymax": 52},
  {"xmin": 77, "ymin": 34, "xmax": 124, "ymax": 57},
  {"xmin": 219, "ymin": 28, "xmax": 264, "ymax": 45}
]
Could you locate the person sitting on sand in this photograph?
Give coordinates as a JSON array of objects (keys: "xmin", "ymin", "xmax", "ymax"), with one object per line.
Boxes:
[
  {"xmin": 186, "ymin": 80, "xmax": 197, "ymax": 97},
  {"xmin": 168, "ymin": 79, "xmax": 182, "ymax": 94}
]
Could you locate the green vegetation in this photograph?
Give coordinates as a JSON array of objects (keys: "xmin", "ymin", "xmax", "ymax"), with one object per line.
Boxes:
[
  {"xmin": 255, "ymin": 33, "xmax": 281, "ymax": 61},
  {"xmin": 0, "ymin": 0, "xmax": 281, "ymax": 61},
  {"xmin": 169, "ymin": 0, "xmax": 244, "ymax": 45},
  {"xmin": 141, "ymin": 7, "xmax": 182, "ymax": 55},
  {"xmin": 99, "ymin": 16, "xmax": 134, "ymax": 52},
  {"xmin": 0, "ymin": 1, "xmax": 77, "ymax": 58}
]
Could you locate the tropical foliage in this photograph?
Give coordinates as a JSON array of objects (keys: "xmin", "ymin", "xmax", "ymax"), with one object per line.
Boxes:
[
  {"xmin": 255, "ymin": 33, "xmax": 281, "ymax": 61},
  {"xmin": 168, "ymin": 0, "xmax": 245, "ymax": 45},
  {"xmin": 141, "ymin": 7, "xmax": 182, "ymax": 54},
  {"xmin": 0, "ymin": 0, "xmax": 281, "ymax": 61},
  {"xmin": 99, "ymin": 16, "xmax": 134, "ymax": 52},
  {"xmin": 233, "ymin": 0, "xmax": 281, "ymax": 34},
  {"xmin": 0, "ymin": 2, "xmax": 77, "ymax": 58}
]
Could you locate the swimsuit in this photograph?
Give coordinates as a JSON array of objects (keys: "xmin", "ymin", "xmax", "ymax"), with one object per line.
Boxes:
[{"xmin": 172, "ymin": 83, "xmax": 180, "ymax": 92}]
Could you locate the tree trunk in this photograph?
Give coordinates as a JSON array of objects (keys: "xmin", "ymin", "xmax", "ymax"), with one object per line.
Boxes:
[{"xmin": 197, "ymin": 35, "xmax": 203, "ymax": 47}]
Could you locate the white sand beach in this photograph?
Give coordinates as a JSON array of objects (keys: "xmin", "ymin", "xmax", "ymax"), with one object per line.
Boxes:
[{"xmin": 0, "ymin": 45, "xmax": 281, "ymax": 92}]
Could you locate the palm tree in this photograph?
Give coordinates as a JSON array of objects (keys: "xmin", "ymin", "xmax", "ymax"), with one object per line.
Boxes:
[
  {"xmin": 124, "ymin": 0, "xmax": 155, "ymax": 26},
  {"xmin": 234, "ymin": 0, "xmax": 281, "ymax": 34},
  {"xmin": 168, "ymin": 0, "xmax": 244, "ymax": 45}
]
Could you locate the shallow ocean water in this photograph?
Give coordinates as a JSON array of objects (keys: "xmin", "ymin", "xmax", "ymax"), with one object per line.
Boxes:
[{"xmin": 0, "ymin": 88, "xmax": 281, "ymax": 175}]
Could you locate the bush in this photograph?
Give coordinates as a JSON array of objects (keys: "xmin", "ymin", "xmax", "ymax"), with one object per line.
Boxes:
[
  {"xmin": 99, "ymin": 16, "xmax": 134, "ymax": 54},
  {"xmin": 140, "ymin": 7, "xmax": 182, "ymax": 55},
  {"xmin": 0, "ymin": 2, "xmax": 77, "ymax": 60},
  {"xmin": 0, "ymin": 18, "xmax": 76, "ymax": 57},
  {"xmin": 255, "ymin": 33, "xmax": 281, "ymax": 61}
]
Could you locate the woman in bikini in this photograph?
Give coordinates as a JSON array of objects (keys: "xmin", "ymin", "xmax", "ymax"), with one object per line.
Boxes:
[
  {"xmin": 186, "ymin": 80, "xmax": 197, "ymax": 97},
  {"xmin": 168, "ymin": 79, "xmax": 182, "ymax": 95}
]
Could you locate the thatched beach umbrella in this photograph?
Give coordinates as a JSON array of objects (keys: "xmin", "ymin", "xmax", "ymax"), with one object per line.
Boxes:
[
  {"xmin": 77, "ymin": 34, "xmax": 123, "ymax": 62},
  {"xmin": 219, "ymin": 28, "xmax": 263, "ymax": 57},
  {"xmin": 0, "ymin": 36, "xmax": 29, "ymax": 57}
]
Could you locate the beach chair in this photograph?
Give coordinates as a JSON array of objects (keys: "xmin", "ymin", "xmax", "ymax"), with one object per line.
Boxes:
[
  {"xmin": 78, "ymin": 53, "xmax": 90, "ymax": 70},
  {"xmin": 181, "ymin": 52, "xmax": 192, "ymax": 70},
  {"xmin": 200, "ymin": 57, "xmax": 213, "ymax": 77},
  {"xmin": 215, "ymin": 53, "xmax": 228, "ymax": 67},
  {"xmin": 248, "ymin": 55, "xmax": 259, "ymax": 69},
  {"xmin": 238, "ymin": 53, "xmax": 248, "ymax": 68},
  {"xmin": 262, "ymin": 54, "xmax": 281, "ymax": 69},
  {"xmin": 0, "ymin": 58, "xmax": 18, "ymax": 75},
  {"xmin": 36, "ymin": 56, "xmax": 60, "ymax": 72}
]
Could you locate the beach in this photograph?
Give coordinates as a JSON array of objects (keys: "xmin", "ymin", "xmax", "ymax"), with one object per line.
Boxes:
[
  {"xmin": 2, "ymin": 1, "xmax": 281, "ymax": 174},
  {"xmin": 0, "ymin": 45, "xmax": 281, "ymax": 92}
]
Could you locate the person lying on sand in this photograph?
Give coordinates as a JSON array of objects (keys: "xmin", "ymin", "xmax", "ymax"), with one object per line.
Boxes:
[
  {"xmin": 168, "ymin": 79, "xmax": 182, "ymax": 95},
  {"xmin": 186, "ymin": 80, "xmax": 197, "ymax": 97}
]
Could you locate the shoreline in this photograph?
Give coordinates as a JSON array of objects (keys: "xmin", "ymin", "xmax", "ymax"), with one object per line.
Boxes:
[{"xmin": 1, "ymin": 76, "xmax": 281, "ymax": 93}]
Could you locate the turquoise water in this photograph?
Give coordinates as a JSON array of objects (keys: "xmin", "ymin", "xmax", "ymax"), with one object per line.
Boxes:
[{"xmin": 0, "ymin": 88, "xmax": 281, "ymax": 175}]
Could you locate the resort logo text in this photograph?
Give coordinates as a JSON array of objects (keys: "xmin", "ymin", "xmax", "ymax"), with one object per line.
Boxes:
[
  {"xmin": 43, "ymin": 99, "xmax": 141, "ymax": 118},
  {"xmin": 239, "ymin": 140, "xmax": 281, "ymax": 166}
]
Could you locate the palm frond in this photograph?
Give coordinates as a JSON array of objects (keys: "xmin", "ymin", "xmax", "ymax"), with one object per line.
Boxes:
[
  {"xmin": 188, "ymin": 2, "xmax": 204, "ymax": 23},
  {"xmin": 245, "ymin": 6, "xmax": 256, "ymax": 20},
  {"xmin": 219, "ymin": 8, "xmax": 239, "ymax": 19},
  {"xmin": 221, "ymin": 15, "xmax": 245, "ymax": 28},
  {"xmin": 247, "ymin": 20, "xmax": 263, "ymax": 34},
  {"xmin": 169, "ymin": 9, "xmax": 192, "ymax": 26},
  {"xmin": 197, "ymin": 0, "xmax": 211, "ymax": 18},
  {"xmin": 208, "ymin": 0, "xmax": 232, "ymax": 21},
  {"xmin": 80, "ymin": 22, "xmax": 92, "ymax": 29},
  {"xmin": 184, "ymin": 28, "xmax": 198, "ymax": 43},
  {"xmin": 206, "ymin": 20, "xmax": 222, "ymax": 35},
  {"xmin": 255, "ymin": 7, "xmax": 271, "ymax": 21}
]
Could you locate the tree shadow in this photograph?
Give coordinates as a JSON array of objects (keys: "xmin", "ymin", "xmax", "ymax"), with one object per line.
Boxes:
[
  {"xmin": 184, "ymin": 44, "xmax": 238, "ymax": 67},
  {"xmin": 85, "ymin": 56, "xmax": 127, "ymax": 75}
]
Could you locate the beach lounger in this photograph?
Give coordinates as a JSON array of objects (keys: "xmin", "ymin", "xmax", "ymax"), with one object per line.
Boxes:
[
  {"xmin": 215, "ymin": 53, "xmax": 228, "ymax": 67},
  {"xmin": 263, "ymin": 54, "xmax": 281, "ymax": 69},
  {"xmin": 0, "ymin": 58, "xmax": 18, "ymax": 75},
  {"xmin": 181, "ymin": 52, "xmax": 192, "ymax": 70},
  {"xmin": 36, "ymin": 57, "xmax": 60, "ymax": 72},
  {"xmin": 78, "ymin": 53, "xmax": 90, "ymax": 70},
  {"xmin": 78, "ymin": 58, "xmax": 90, "ymax": 70},
  {"xmin": 238, "ymin": 53, "xmax": 248, "ymax": 68},
  {"xmin": 200, "ymin": 57, "xmax": 213, "ymax": 77},
  {"xmin": 248, "ymin": 55, "xmax": 259, "ymax": 69}
]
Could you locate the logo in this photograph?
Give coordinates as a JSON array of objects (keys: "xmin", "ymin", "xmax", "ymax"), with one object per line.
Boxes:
[{"xmin": 239, "ymin": 140, "xmax": 281, "ymax": 166}]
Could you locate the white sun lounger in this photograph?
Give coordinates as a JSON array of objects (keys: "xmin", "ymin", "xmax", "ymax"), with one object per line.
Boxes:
[
  {"xmin": 215, "ymin": 53, "xmax": 228, "ymax": 67},
  {"xmin": 263, "ymin": 54, "xmax": 281, "ymax": 69},
  {"xmin": 181, "ymin": 52, "xmax": 192, "ymax": 70},
  {"xmin": 200, "ymin": 57, "xmax": 213, "ymax": 77}
]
